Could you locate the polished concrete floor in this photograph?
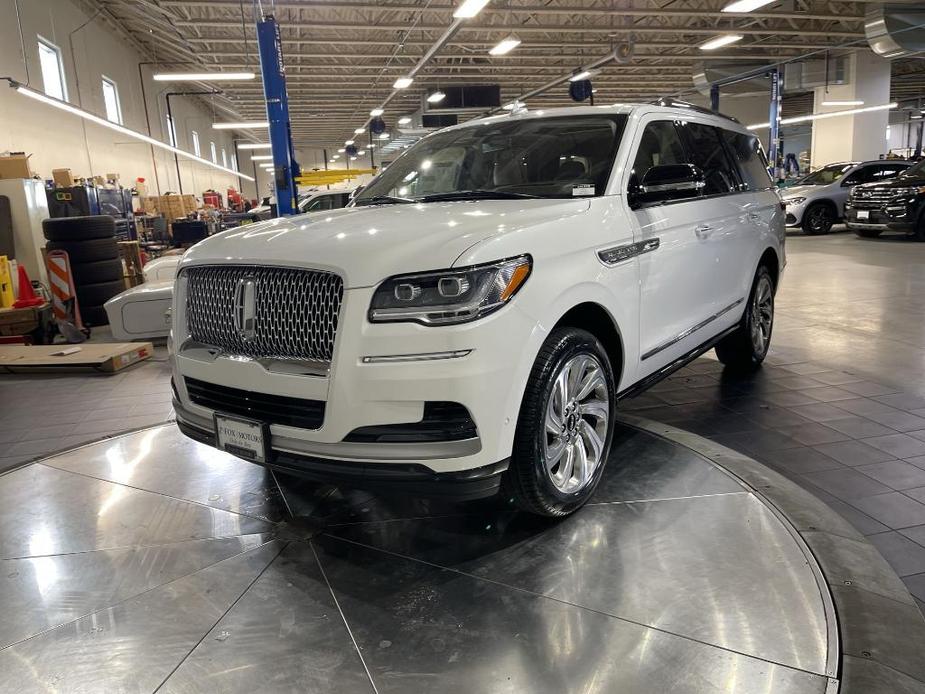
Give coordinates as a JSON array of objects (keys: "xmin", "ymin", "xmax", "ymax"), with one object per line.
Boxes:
[{"xmin": 0, "ymin": 423, "xmax": 838, "ymax": 693}]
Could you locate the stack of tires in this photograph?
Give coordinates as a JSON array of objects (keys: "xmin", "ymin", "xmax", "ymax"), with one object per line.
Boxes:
[{"xmin": 42, "ymin": 216, "xmax": 124, "ymax": 326}]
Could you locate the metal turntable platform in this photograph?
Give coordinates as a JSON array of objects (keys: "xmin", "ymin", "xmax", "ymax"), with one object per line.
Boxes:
[{"xmin": 0, "ymin": 419, "xmax": 863, "ymax": 692}]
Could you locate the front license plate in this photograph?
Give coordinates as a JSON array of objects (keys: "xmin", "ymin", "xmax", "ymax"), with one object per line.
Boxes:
[
  {"xmin": 857, "ymin": 210, "xmax": 870, "ymax": 220},
  {"xmin": 214, "ymin": 414, "xmax": 268, "ymax": 463}
]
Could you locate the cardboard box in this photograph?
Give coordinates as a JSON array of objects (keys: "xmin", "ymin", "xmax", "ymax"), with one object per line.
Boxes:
[
  {"xmin": 52, "ymin": 168, "xmax": 76, "ymax": 187},
  {"xmin": 0, "ymin": 154, "xmax": 32, "ymax": 180},
  {"xmin": 0, "ymin": 341, "xmax": 154, "ymax": 372}
]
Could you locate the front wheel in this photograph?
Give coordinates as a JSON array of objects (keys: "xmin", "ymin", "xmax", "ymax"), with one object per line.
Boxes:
[
  {"xmin": 802, "ymin": 203, "xmax": 835, "ymax": 235},
  {"xmin": 715, "ymin": 265, "xmax": 775, "ymax": 371},
  {"xmin": 503, "ymin": 328, "xmax": 616, "ymax": 517}
]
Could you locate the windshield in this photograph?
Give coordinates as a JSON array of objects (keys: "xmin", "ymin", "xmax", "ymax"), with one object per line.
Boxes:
[
  {"xmin": 796, "ymin": 163, "xmax": 854, "ymax": 186},
  {"xmin": 900, "ymin": 159, "xmax": 925, "ymax": 179},
  {"xmin": 354, "ymin": 114, "xmax": 628, "ymax": 204}
]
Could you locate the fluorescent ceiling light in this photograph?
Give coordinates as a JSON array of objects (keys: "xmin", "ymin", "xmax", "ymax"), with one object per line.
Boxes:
[
  {"xmin": 427, "ymin": 91, "xmax": 446, "ymax": 103},
  {"xmin": 337, "ymin": 148, "xmax": 346, "ymax": 153},
  {"xmin": 213, "ymin": 121, "xmax": 268, "ymax": 130},
  {"xmin": 358, "ymin": 150, "xmax": 366, "ymax": 155},
  {"xmin": 354, "ymin": 127, "xmax": 366, "ymax": 134},
  {"xmin": 350, "ymin": 156, "xmax": 357, "ymax": 161},
  {"xmin": 746, "ymin": 102, "xmax": 898, "ymax": 130},
  {"xmin": 489, "ymin": 36, "xmax": 521, "ymax": 56},
  {"xmin": 502, "ymin": 100, "xmax": 525, "ymax": 111},
  {"xmin": 368, "ymin": 143, "xmax": 375, "ymax": 148},
  {"xmin": 14, "ymin": 84, "xmax": 253, "ymax": 181},
  {"xmin": 393, "ymin": 76, "xmax": 413, "ymax": 89},
  {"xmin": 345, "ymin": 140, "xmax": 355, "ymax": 145},
  {"xmin": 370, "ymin": 108, "xmax": 384, "ymax": 116},
  {"xmin": 329, "ymin": 159, "xmax": 336, "ymax": 163},
  {"xmin": 699, "ymin": 34, "xmax": 743, "ymax": 51},
  {"xmin": 259, "ymin": 163, "xmax": 273, "ymax": 169},
  {"xmin": 398, "ymin": 116, "xmax": 412, "ymax": 125},
  {"xmin": 453, "ymin": 0, "xmax": 490, "ymax": 18},
  {"xmin": 251, "ymin": 154, "xmax": 273, "ymax": 161},
  {"xmin": 238, "ymin": 143, "xmax": 271, "ymax": 150},
  {"xmin": 378, "ymin": 133, "xmax": 389, "ymax": 139},
  {"xmin": 569, "ymin": 70, "xmax": 592, "ymax": 82},
  {"xmin": 152, "ymin": 71, "xmax": 255, "ymax": 82},
  {"xmin": 332, "ymin": 154, "xmax": 340, "ymax": 159},
  {"xmin": 821, "ymin": 99, "xmax": 864, "ymax": 107},
  {"xmin": 721, "ymin": 0, "xmax": 774, "ymax": 12}
]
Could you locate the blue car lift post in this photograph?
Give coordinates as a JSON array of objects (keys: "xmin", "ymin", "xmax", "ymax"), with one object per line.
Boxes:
[{"xmin": 256, "ymin": 13, "xmax": 299, "ymax": 216}]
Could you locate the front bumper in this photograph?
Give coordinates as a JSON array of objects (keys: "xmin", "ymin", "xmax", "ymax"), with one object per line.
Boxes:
[
  {"xmin": 174, "ymin": 409, "xmax": 507, "ymax": 500},
  {"xmin": 171, "ymin": 281, "xmax": 540, "ymax": 478},
  {"xmin": 844, "ymin": 207, "xmax": 892, "ymax": 229},
  {"xmin": 783, "ymin": 201, "xmax": 806, "ymax": 227}
]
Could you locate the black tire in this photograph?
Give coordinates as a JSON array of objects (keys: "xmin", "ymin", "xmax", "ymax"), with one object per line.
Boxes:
[
  {"xmin": 42, "ymin": 215, "xmax": 116, "ymax": 242},
  {"xmin": 75, "ymin": 279, "xmax": 124, "ymax": 307},
  {"xmin": 915, "ymin": 213, "xmax": 925, "ymax": 242},
  {"xmin": 502, "ymin": 327, "xmax": 616, "ymax": 517},
  {"xmin": 855, "ymin": 228, "xmax": 882, "ymax": 238},
  {"xmin": 715, "ymin": 265, "xmax": 775, "ymax": 372},
  {"xmin": 801, "ymin": 203, "xmax": 835, "ymax": 235},
  {"xmin": 80, "ymin": 304, "xmax": 109, "ymax": 326},
  {"xmin": 71, "ymin": 259, "xmax": 123, "ymax": 285},
  {"xmin": 46, "ymin": 238, "xmax": 119, "ymax": 263}
]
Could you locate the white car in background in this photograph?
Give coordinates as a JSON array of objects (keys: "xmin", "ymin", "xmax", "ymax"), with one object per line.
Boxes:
[{"xmin": 170, "ymin": 102, "xmax": 785, "ymax": 516}]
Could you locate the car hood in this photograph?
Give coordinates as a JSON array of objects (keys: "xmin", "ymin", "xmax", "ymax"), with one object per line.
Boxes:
[
  {"xmin": 854, "ymin": 175, "xmax": 925, "ymax": 192},
  {"xmin": 781, "ymin": 184, "xmax": 824, "ymax": 199},
  {"xmin": 180, "ymin": 198, "xmax": 591, "ymax": 288}
]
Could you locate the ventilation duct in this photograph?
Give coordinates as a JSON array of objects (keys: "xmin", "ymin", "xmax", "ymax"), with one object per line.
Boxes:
[
  {"xmin": 866, "ymin": 4, "xmax": 925, "ymax": 59},
  {"xmin": 693, "ymin": 57, "xmax": 849, "ymax": 95}
]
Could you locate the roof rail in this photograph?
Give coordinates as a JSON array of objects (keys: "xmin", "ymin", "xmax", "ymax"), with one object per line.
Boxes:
[{"xmin": 648, "ymin": 97, "xmax": 741, "ymax": 124}]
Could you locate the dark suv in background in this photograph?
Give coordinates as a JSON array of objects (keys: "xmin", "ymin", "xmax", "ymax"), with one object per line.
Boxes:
[{"xmin": 846, "ymin": 159, "xmax": 925, "ymax": 239}]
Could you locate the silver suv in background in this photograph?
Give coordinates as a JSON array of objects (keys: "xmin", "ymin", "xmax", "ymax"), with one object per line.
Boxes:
[{"xmin": 782, "ymin": 160, "xmax": 911, "ymax": 235}]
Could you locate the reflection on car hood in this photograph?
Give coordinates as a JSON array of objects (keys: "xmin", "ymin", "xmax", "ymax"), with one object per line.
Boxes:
[
  {"xmin": 180, "ymin": 198, "xmax": 591, "ymax": 288},
  {"xmin": 781, "ymin": 185, "xmax": 819, "ymax": 199}
]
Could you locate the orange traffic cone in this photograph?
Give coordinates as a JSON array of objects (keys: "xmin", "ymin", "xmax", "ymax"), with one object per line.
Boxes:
[{"xmin": 13, "ymin": 265, "xmax": 43, "ymax": 308}]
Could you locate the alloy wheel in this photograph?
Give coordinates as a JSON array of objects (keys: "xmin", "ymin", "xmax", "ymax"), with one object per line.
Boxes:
[
  {"xmin": 808, "ymin": 207, "xmax": 831, "ymax": 233},
  {"xmin": 750, "ymin": 275, "xmax": 774, "ymax": 356},
  {"xmin": 543, "ymin": 354, "xmax": 610, "ymax": 493}
]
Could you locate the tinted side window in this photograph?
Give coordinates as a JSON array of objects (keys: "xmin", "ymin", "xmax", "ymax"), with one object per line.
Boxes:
[
  {"xmin": 677, "ymin": 122, "xmax": 740, "ymax": 196},
  {"xmin": 870, "ymin": 164, "xmax": 908, "ymax": 181},
  {"xmin": 721, "ymin": 130, "xmax": 772, "ymax": 192},
  {"xmin": 629, "ymin": 120, "xmax": 687, "ymax": 189}
]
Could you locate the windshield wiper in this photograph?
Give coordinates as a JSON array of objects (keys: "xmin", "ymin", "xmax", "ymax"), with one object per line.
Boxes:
[
  {"xmin": 353, "ymin": 195, "xmax": 414, "ymax": 207},
  {"xmin": 419, "ymin": 190, "xmax": 541, "ymax": 202}
]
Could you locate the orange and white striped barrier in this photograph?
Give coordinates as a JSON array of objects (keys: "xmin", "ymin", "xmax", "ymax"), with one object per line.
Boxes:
[{"xmin": 46, "ymin": 250, "xmax": 84, "ymax": 329}]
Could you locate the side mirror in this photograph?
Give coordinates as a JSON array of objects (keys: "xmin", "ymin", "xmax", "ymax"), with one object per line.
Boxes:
[{"xmin": 631, "ymin": 164, "xmax": 705, "ymax": 208}]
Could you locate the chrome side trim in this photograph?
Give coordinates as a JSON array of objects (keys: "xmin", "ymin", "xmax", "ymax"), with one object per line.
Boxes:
[
  {"xmin": 641, "ymin": 297, "xmax": 745, "ymax": 361},
  {"xmin": 597, "ymin": 238, "xmax": 660, "ymax": 266},
  {"xmin": 174, "ymin": 399, "xmax": 481, "ymax": 461},
  {"xmin": 361, "ymin": 350, "xmax": 472, "ymax": 364}
]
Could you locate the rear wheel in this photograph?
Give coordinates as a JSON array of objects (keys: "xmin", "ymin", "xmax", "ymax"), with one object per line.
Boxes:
[
  {"xmin": 715, "ymin": 265, "xmax": 774, "ymax": 371},
  {"xmin": 802, "ymin": 203, "xmax": 835, "ymax": 235},
  {"xmin": 503, "ymin": 328, "xmax": 616, "ymax": 517}
]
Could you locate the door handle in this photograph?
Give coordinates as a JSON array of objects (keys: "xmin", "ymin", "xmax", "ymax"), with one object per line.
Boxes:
[{"xmin": 694, "ymin": 224, "xmax": 714, "ymax": 239}]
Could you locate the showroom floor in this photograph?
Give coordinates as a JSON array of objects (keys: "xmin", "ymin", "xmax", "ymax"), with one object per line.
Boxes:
[{"xmin": 1, "ymin": 227, "xmax": 925, "ymax": 612}]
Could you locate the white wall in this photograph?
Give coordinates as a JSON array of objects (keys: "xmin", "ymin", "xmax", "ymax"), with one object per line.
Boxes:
[
  {"xmin": 810, "ymin": 50, "xmax": 892, "ymax": 165},
  {"xmin": 0, "ymin": 0, "xmax": 256, "ymax": 199}
]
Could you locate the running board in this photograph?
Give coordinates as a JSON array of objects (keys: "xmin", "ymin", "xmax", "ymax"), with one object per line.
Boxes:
[{"xmin": 616, "ymin": 325, "xmax": 738, "ymax": 402}]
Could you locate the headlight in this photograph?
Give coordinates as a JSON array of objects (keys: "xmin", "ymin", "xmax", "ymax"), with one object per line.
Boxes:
[
  {"xmin": 783, "ymin": 196, "xmax": 805, "ymax": 205},
  {"xmin": 369, "ymin": 255, "xmax": 532, "ymax": 325},
  {"xmin": 889, "ymin": 187, "xmax": 925, "ymax": 198}
]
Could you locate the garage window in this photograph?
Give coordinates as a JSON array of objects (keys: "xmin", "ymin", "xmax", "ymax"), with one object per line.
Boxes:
[
  {"xmin": 191, "ymin": 131, "xmax": 201, "ymax": 157},
  {"xmin": 210, "ymin": 142, "xmax": 217, "ymax": 164},
  {"xmin": 166, "ymin": 115, "xmax": 177, "ymax": 147},
  {"xmin": 38, "ymin": 37, "xmax": 68, "ymax": 101},
  {"xmin": 221, "ymin": 149, "xmax": 228, "ymax": 168},
  {"xmin": 101, "ymin": 76, "xmax": 122, "ymax": 124}
]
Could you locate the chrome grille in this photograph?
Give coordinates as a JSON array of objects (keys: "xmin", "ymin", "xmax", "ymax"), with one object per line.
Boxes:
[
  {"xmin": 850, "ymin": 188, "xmax": 902, "ymax": 210},
  {"xmin": 185, "ymin": 265, "xmax": 343, "ymax": 362}
]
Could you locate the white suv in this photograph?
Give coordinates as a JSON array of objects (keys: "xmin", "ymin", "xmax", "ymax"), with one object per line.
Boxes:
[{"xmin": 170, "ymin": 102, "xmax": 784, "ymax": 516}]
